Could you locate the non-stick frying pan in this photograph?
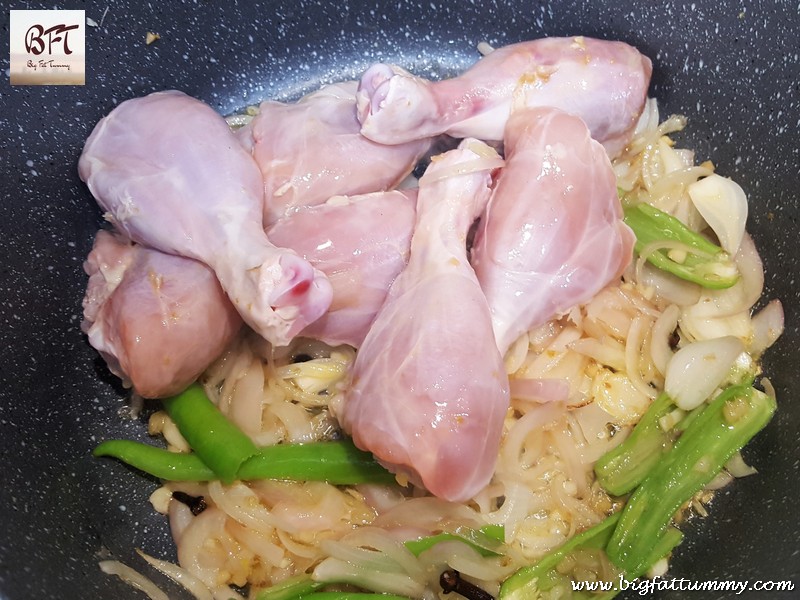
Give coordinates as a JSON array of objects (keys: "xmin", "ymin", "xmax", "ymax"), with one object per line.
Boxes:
[{"xmin": 1, "ymin": 1, "xmax": 797, "ymax": 598}]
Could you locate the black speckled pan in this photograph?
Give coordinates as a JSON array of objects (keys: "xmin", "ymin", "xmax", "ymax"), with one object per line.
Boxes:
[{"xmin": 0, "ymin": 1, "xmax": 797, "ymax": 598}]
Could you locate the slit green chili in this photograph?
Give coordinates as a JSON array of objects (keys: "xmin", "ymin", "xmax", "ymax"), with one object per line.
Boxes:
[
  {"xmin": 253, "ymin": 572, "xmax": 409, "ymax": 600},
  {"xmin": 236, "ymin": 439, "xmax": 397, "ymax": 485},
  {"xmin": 254, "ymin": 574, "xmax": 327, "ymax": 600},
  {"xmin": 94, "ymin": 438, "xmax": 396, "ymax": 485},
  {"xmin": 499, "ymin": 513, "xmax": 683, "ymax": 600},
  {"xmin": 162, "ymin": 383, "xmax": 259, "ymax": 483},
  {"xmin": 606, "ymin": 385, "xmax": 776, "ymax": 575},
  {"xmin": 94, "ymin": 439, "xmax": 215, "ymax": 480},
  {"xmin": 623, "ymin": 202, "xmax": 739, "ymax": 289},
  {"xmin": 594, "ymin": 392, "xmax": 677, "ymax": 496},
  {"xmin": 254, "ymin": 525, "xmax": 504, "ymax": 600},
  {"xmin": 95, "ymin": 384, "xmax": 394, "ymax": 485},
  {"xmin": 499, "ymin": 513, "xmax": 621, "ymax": 600},
  {"xmin": 404, "ymin": 524, "xmax": 505, "ymax": 557}
]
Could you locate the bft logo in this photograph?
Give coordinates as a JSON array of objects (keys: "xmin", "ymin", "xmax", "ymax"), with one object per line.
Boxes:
[
  {"xmin": 10, "ymin": 10, "xmax": 86, "ymax": 85},
  {"xmin": 25, "ymin": 23, "xmax": 80, "ymax": 56}
]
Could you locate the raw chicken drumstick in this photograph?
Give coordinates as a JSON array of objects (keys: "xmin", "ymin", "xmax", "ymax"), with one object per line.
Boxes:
[
  {"xmin": 338, "ymin": 139, "xmax": 510, "ymax": 502},
  {"xmin": 357, "ymin": 36, "xmax": 651, "ymax": 156},
  {"xmin": 471, "ymin": 107, "xmax": 636, "ymax": 355},
  {"xmin": 82, "ymin": 230, "xmax": 243, "ymax": 398},
  {"xmin": 79, "ymin": 91, "xmax": 332, "ymax": 346},
  {"xmin": 237, "ymin": 81, "xmax": 431, "ymax": 225},
  {"xmin": 82, "ymin": 189, "xmax": 415, "ymax": 396},
  {"xmin": 268, "ymin": 189, "xmax": 417, "ymax": 348}
]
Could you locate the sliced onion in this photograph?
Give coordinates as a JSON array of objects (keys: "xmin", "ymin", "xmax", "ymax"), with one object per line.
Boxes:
[
  {"xmin": 155, "ymin": 413, "xmax": 191, "ymax": 453},
  {"xmin": 628, "ymin": 98, "xmax": 660, "ymax": 143},
  {"xmin": 725, "ymin": 452, "xmax": 758, "ymax": 478},
  {"xmin": 591, "ymin": 369, "xmax": 651, "ymax": 424},
  {"xmin": 659, "ymin": 407, "xmax": 687, "ymax": 432},
  {"xmin": 373, "ymin": 496, "xmax": 483, "ymax": 531},
  {"xmin": 275, "ymin": 528, "xmax": 318, "ymax": 559},
  {"xmin": 99, "ymin": 560, "xmax": 170, "ymax": 600},
  {"xmin": 355, "ymin": 484, "xmax": 407, "ymax": 515},
  {"xmin": 647, "ymin": 557, "xmax": 671, "ymax": 579},
  {"xmin": 227, "ymin": 519, "xmax": 286, "ymax": 567},
  {"xmin": 504, "ymin": 332, "xmax": 530, "ymax": 374},
  {"xmin": 679, "ymin": 306, "xmax": 754, "ymax": 343},
  {"xmin": 136, "ymin": 550, "xmax": 214, "ymax": 600},
  {"xmin": 750, "ymin": 299, "xmax": 785, "ymax": 355},
  {"xmin": 268, "ymin": 400, "xmax": 316, "ymax": 442},
  {"xmin": 761, "ymin": 376, "xmax": 777, "ymax": 400},
  {"xmin": 636, "ymin": 262, "xmax": 702, "ymax": 306},
  {"xmin": 650, "ymin": 165, "xmax": 714, "ymax": 204},
  {"xmin": 482, "ymin": 481, "xmax": 536, "ymax": 531},
  {"xmin": 501, "ymin": 402, "xmax": 566, "ymax": 469},
  {"xmin": 688, "ymin": 174, "xmax": 748, "ymax": 255},
  {"xmin": 654, "ymin": 138, "xmax": 690, "ymax": 175},
  {"xmin": 227, "ymin": 356, "xmax": 265, "ymax": 436},
  {"xmin": 679, "ymin": 233, "xmax": 767, "ymax": 343},
  {"xmin": 315, "ymin": 530, "xmax": 426, "ymax": 598},
  {"xmin": 686, "ymin": 233, "xmax": 763, "ymax": 319},
  {"xmin": 213, "ymin": 587, "xmax": 245, "ymax": 600},
  {"xmin": 664, "ymin": 336, "xmax": 745, "ymax": 410},
  {"xmin": 650, "ymin": 304, "xmax": 680, "ymax": 376},
  {"xmin": 704, "ymin": 469, "xmax": 735, "ymax": 491},
  {"xmin": 509, "ymin": 377, "xmax": 570, "ymax": 404},
  {"xmin": 168, "ymin": 497, "xmax": 195, "ymax": 544},
  {"xmin": 417, "ymin": 539, "xmax": 513, "ymax": 582},
  {"xmin": 571, "ymin": 401, "xmax": 616, "ymax": 443},
  {"xmin": 623, "ymin": 110, "xmax": 688, "ymax": 165},
  {"xmin": 208, "ymin": 481, "xmax": 276, "ymax": 533},
  {"xmin": 625, "ymin": 315, "xmax": 659, "ymax": 401},
  {"xmin": 569, "ymin": 337, "xmax": 626, "ymax": 372},
  {"xmin": 176, "ymin": 508, "xmax": 230, "ymax": 587}
]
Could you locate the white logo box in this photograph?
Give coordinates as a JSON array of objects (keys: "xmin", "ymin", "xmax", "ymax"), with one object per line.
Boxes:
[{"xmin": 9, "ymin": 10, "xmax": 86, "ymax": 85}]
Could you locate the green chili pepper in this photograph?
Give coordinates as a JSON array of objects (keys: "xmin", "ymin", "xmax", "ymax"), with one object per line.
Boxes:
[
  {"xmin": 623, "ymin": 202, "xmax": 739, "ymax": 289},
  {"xmin": 94, "ymin": 438, "xmax": 395, "ymax": 485},
  {"xmin": 404, "ymin": 524, "xmax": 505, "ymax": 557},
  {"xmin": 93, "ymin": 439, "xmax": 215, "ymax": 480},
  {"xmin": 236, "ymin": 439, "xmax": 397, "ymax": 485},
  {"xmin": 500, "ymin": 514, "xmax": 620, "ymax": 600},
  {"xmin": 254, "ymin": 574, "xmax": 410, "ymax": 600},
  {"xmin": 162, "ymin": 383, "xmax": 259, "ymax": 483},
  {"xmin": 253, "ymin": 574, "xmax": 327, "ymax": 600},
  {"xmin": 499, "ymin": 513, "xmax": 683, "ymax": 600},
  {"xmin": 594, "ymin": 392, "xmax": 677, "ymax": 496},
  {"xmin": 253, "ymin": 526, "xmax": 503, "ymax": 600},
  {"xmin": 606, "ymin": 385, "xmax": 775, "ymax": 575}
]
